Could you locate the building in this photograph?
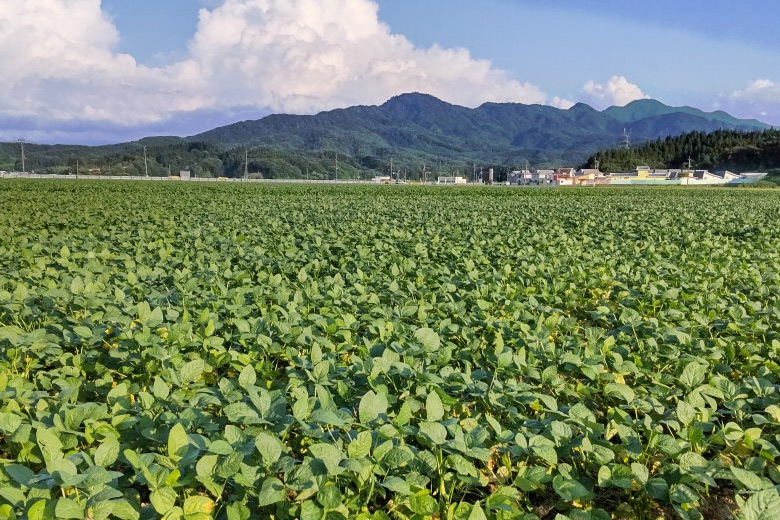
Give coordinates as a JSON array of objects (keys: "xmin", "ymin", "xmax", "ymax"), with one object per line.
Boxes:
[
  {"xmin": 508, "ymin": 169, "xmax": 533, "ymax": 185},
  {"xmin": 534, "ymin": 170, "xmax": 555, "ymax": 185},
  {"xmin": 437, "ymin": 176, "xmax": 468, "ymax": 184},
  {"xmin": 372, "ymin": 176, "xmax": 391, "ymax": 184},
  {"xmin": 180, "ymin": 170, "xmax": 191, "ymax": 181}
]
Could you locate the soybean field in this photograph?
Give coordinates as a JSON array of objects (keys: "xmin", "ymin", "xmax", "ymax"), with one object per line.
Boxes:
[{"xmin": 1, "ymin": 181, "xmax": 780, "ymax": 520}]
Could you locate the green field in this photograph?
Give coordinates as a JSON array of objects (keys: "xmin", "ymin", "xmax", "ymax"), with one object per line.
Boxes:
[{"xmin": 1, "ymin": 181, "xmax": 780, "ymax": 520}]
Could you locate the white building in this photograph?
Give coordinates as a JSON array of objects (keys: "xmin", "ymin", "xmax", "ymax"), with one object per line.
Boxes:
[{"xmin": 437, "ymin": 176, "xmax": 468, "ymax": 184}]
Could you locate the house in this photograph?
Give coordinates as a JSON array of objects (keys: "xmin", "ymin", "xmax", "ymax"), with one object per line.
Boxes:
[
  {"xmin": 508, "ymin": 169, "xmax": 533, "ymax": 185},
  {"xmin": 573, "ymin": 168, "xmax": 603, "ymax": 185},
  {"xmin": 534, "ymin": 170, "xmax": 555, "ymax": 185},
  {"xmin": 553, "ymin": 168, "xmax": 575, "ymax": 186},
  {"xmin": 373, "ymin": 176, "xmax": 391, "ymax": 184}
]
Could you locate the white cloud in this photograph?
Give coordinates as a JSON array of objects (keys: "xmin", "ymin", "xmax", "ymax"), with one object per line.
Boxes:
[
  {"xmin": 581, "ymin": 76, "xmax": 649, "ymax": 109},
  {"xmin": 0, "ymin": 0, "xmax": 552, "ymax": 143},
  {"xmin": 550, "ymin": 97, "xmax": 576, "ymax": 110},
  {"xmin": 721, "ymin": 79, "xmax": 780, "ymax": 125}
]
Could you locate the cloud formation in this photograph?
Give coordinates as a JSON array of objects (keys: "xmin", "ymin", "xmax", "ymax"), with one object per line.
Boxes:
[
  {"xmin": 0, "ymin": 0, "xmax": 549, "ymax": 143},
  {"xmin": 581, "ymin": 76, "xmax": 649, "ymax": 109},
  {"xmin": 727, "ymin": 79, "xmax": 780, "ymax": 120}
]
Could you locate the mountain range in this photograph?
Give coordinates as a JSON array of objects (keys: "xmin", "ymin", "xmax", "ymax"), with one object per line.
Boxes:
[{"xmin": 0, "ymin": 93, "xmax": 771, "ymax": 178}]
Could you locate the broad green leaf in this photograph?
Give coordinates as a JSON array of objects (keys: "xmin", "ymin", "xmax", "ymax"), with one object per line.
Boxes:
[
  {"xmin": 348, "ymin": 431, "xmax": 372, "ymax": 459},
  {"xmin": 183, "ymin": 496, "xmax": 215, "ymax": 516},
  {"xmin": 257, "ymin": 478, "xmax": 286, "ymax": 507},
  {"xmin": 358, "ymin": 391, "xmax": 387, "ymax": 425},
  {"xmin": 409, "ymin": 491, "xmax": 438, "ymax": 516},
  {"xmin": 741, "ymin": 489, "xmax": 780, "ymax": 520},
  {"xmin": 418, "ymin": 421, "xmax": 448, "ymax": 445},
  {"xmin": 239, "ymin": 365, "xmax": 256, "ymax": 388},
  {"xmin": 255, "ymin": 431, "xmax": 283, "ymax": 465},
  {"xmin": 317, "ymin": 483, "xmax": 342, "ymax": 509},
  {"xmin": 226, "ymin": 502, "xmax": 251, "ymax": 520},
  {"xmin": 679, "ymin": 362, "xmax": 707, "ymax": 389},
  {"xmin": 426, "ymin": 390, "xmax": 445, "ymax": 422},
  {"xmin": 552, "ymin": 475, "xmax": 594, "ymax": 501},
  {"xmin": 54, "ymin": 498, "xmax": 84, "ymax": 519},
  {"xmin": 604, "ymin": 383, "xmax": 635, "ymax": 403},
  {"xmin": 414, "ymin": 327, "xmax": 440, "ymax": 351},
  {"xmin": 181, "ymin": 359, "xmax": 205, "ymax": 384},
  {"xmin": 150, "ymin": 487, "xmax": 178, "ymax": 514},
  {"xmin": 95, "ymin": 437, "xmax": 120, "ymax": 467},
  {"xmin": 731, "ymin": 466, "xmax": 771, "ymax": 491},
  {"xmin": 168, "ymin": 423, "xmax": 189, "ymax": 462}
]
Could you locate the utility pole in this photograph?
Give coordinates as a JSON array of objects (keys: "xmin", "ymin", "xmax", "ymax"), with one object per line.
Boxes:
[
  {"xmin": 390, "ymin": 156, "xmax": 394, "ymax": 179},
  {"xmin": 76, "ymin": 159, "xmax": 79, "ymax": 176},
  {"xmin": 335, "ymin": 154, "xmax": 339, "ymax": 181},
  {"xmin": 18, "ymin": 139, "xmax": 25, "ymax": 173},
  {"xmin": 143, "ymin": 146, "xmax": 149, "ymax": 177},
  {"xmin": 244, "ymin": 148, "xmax": 249, "ymax": 180}
]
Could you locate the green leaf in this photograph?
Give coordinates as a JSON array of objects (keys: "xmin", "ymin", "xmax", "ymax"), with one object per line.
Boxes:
[
  {"xmin": 54, "ymin": 498, "xmax": 84, "ymax": 519},
  {"xmin": 552, "ymin": 475, "xmax": 594, "ymax": 501},
  {"xmin": 317, "ymin": 483, "xmax": 342, "ymax": 509},
  {"xmin": 409, "ymin": 491, "xmax": 438, "ymax": 516},
  {"xmin": 299, "ymin": 501, "xmax": 323, "ymax": 520},
  {"xmin": 4, "ymin": 464, "xmax": 34, "ymax": 487},
  {"xmin": 226, "ymin": 502, "xmax": 251, "ymax": 520},
  {"xmin": 679, "ymin": 452, "xmax": 708, "ymax": 473},
  {"xmin": 679, "ymin": 362, "xmax": 707, "ymax": 389},
  {"xmin": 181, "ymin": 359, "xmax": 205, "ymax": 384},
  {"xmin": 347, "ymin": 431, "xmax": 372, "ymax": 459},
  {"xmin": 168, "ymin": 423, "xmax": 189, "ymax": 462},
  {"xmin": 150, "ymin": 487, "xmax": 178, "ymax": 514},
  {"xmin": 382, "ymin": 476, "xmax": 411, "ymax": 495},
  {"xmin": 239, "ymin": 365, "xmax": 256, "ymax": 388},
  {"xmin": 731, "ymin": 466, "xmax": 771, "ymax": 491},
  {"xmin": 257, "ymin": 477, "xmax": 286, "ymax": 507},
  {"xmin": 183, "ymin": 496, "xmax": 214, "ymax": 516},
  {"xmin": 631, "ymin": 463, "xmax": 649, "ymax": 486},
  {"xmin": 741, "ymin": 489, "xmax": 780, "ymax": 520},
  {"xmin": 418, "ymin": 421, "xmax": 448, "ymax": 445},
  {"xmin": 0, "ymin": 412, "xmax": 22, "ymax": 434},
  {"xmin": 255, "ymin": 431, "xmax": 283, "ymax": 465},
  {"xmin": 426, "ymin": 390, "xmax": 445, "ymax": 422},
  {"xmin": 73, "ymin": 325, "xmax": 93, "ymax": 339},
  {"xmin": 414, "ymin": 327, "xmax": 440, "ymax": 351},
  {"xmin": 358, "ymin": 390, "xmax": 387, "ymax": 425},
  {"xmin": 468, "ymin": 502, "xmax": 488, "ymax": 520},
  {"xmin": 604, "ymin": 383, "xmax": 635, "ymax": 403},
  {"xmin": 95, "ymin": 437, "xmax": 120, "ymax": 467}
]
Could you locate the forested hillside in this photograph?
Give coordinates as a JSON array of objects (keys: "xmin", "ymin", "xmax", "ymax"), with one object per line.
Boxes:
[{"xmin": 583, "ymin": 129, "xmax": 780, "ymax": 174}]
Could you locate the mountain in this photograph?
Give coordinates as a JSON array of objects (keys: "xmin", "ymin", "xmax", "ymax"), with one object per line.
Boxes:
[
  {"xmin": 1, "ymin": 93, "xmax": 771, "ymax": 178},
  {"xmin": 189, "ymin": 92, "xmax": 769, "ymax": 167}
]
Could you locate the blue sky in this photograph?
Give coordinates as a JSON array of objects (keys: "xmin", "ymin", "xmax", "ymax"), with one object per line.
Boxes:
[{"xmin": 2, "ymin": 0, "xmax": 779, "ymax": 144}]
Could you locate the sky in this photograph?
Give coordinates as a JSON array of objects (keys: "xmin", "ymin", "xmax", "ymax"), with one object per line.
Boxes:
[{"xmin": 2, "ymin": 0, "xmax": 779, "ymax": 145}]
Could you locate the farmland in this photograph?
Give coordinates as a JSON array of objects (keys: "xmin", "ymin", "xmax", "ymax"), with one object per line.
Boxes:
[{"xmin": 1, "ymin": 181, "xmax": 780, "ymax": 520}]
